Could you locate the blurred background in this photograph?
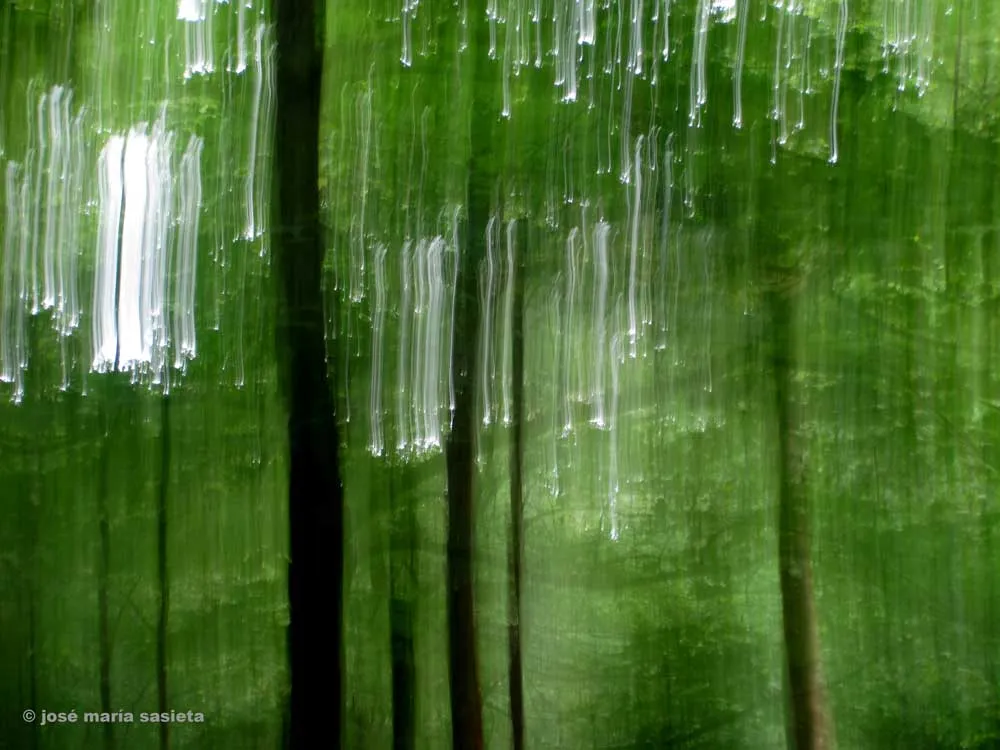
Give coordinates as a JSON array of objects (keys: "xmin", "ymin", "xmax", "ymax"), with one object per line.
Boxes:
[{"xmin": 1, "ymin": 0, "xmax": 999, "ymax": 747}]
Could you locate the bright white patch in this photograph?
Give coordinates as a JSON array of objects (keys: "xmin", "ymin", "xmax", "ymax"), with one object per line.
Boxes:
[
  {"xmin": 92, "ymin": 122, "xmax": 203, "ymax": 379},
  {"xmin": 711, "ymin": 0, "xmax": 736, "ymax": 22},
  {"xmin": 92, "ymin": 135, "xmax": 126, "ymax": 372},
  {"xmin": 179, "ymin": 0, "xmax": 215, "ymax": 78}
]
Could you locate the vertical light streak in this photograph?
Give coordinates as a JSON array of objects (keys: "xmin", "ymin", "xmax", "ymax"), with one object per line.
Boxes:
[
  {"xmin": 175, "ymin": 135, "xmax": 203, "ymax": 368},
  {"xmin": 145, "ymin": 114, "xmax": 175, "ymax": 380},
  {"xmin": 627, "ymin": 136, "xmax": 642, "ymax": 359},
  {"xmin": 500, "ymin": 220, "xmax": 515, "ymax": 426},
  {"xmin": 424, "ymin": 236, "xmax": 446, "ymax": 448},
  {"xmin": 562, "ymin": 227, "xmax": 578, "ymax": 435},
  {"xmin": 689, "ymin": 0, "xmax": 710, "ymax": 126},
  {"xmin": 117, "ymin": 126, "xmax": 150, "ymax": 369},
  {"xmin": 179, "ymin": 0, "xmax": 215, "ymax": 78},
  {"xmin": 243, "ymin": 22, "xmax": 269, "ymax": 240},
  {"xmin": 29, "ymin": 89, "xmax": 45, "ymax": 314},
  {"xmin": 1, "ymin": 163, "xmax": 25, "ymax": 401},
  {"xmin": 370, "ymin": 243, "xmax": 387, "ymax": 456},
  {"xmin": 590, "ymin": 220, "xmax": 609, "ymax": 428},
  {"xmin": 733, "ymin": 0, "xmax": 749, "ymax": 127},
  {"xmin": 92, "ymin": 136, "xmax": 126, "ymax": 373},
  {"xmin": 42, "ymin": 86, "xmax": 65, "ymax": 312},
  {"xmin": 830, "ymin": 0, "xmax": 848, "ymax": 163},
  {"xmin": 413, "ymin": 238, "xmax": 428, "ymax": 447},
  {"xmin": 397, "ymin": 240, "xmax": 413, "ymax": 452},
  {"xmin": 480, "ymin": 216, "xmax": 498, "ymax": 427}
]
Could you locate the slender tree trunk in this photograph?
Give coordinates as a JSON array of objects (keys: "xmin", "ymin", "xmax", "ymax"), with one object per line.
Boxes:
[
  {"xmin": 768, "ymin": 279, "xmax": 832, "ymax": 750},
  {"xmin": 156, "ymin": 394, "xmax": 171, "ymax": 750},
  {"xmin": 274, "ymin": 2, "xmax": 344, "ymax": 748},
  {"xmin": 389, "ymin": 466, "xmax": 416, "ymax": 750},
  {"xmin": 445, "ymin": 201, "xmax": 487, "ymax": 750},
  {"xmin": 444, "ymin": 7, "xmax": 495, "ymax": 747},
  {"xmin": 96, "ymin": 93, "xmax": 128, "ymax": 750},
  {"xmin": 507, "ymin": 220, "xmax": 526, "ymax": 750},
  {"xmin": 25, "ymin": 414, "xmax": 40, "ymax": 750},
  {"xmin": 445, "ymin": 232, "xmax": 486, "ymax": 750},
  {"xmin": 97, "ymin": 492, "xmax": 115, "ymax": 750},
  {"xmin": 389, "ymin": 594, "xmax": 416, "ymax": 750},
  {"xmin": 27, "ymin": 590, "xmax": 38, "ymax": 750},
  {"xmin": 97, "ymin": 402, "xmax": 114, "ymax": 750}
]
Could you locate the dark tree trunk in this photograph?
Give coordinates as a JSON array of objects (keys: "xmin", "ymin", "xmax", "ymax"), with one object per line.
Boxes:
[
  {"xmin": 768, "ymin": 281, "xmax": 832, "ymax": 750},
  {"xmin": 156, "ymin": 394, "xmax": 171, "ymax": 750},
  {"xmin": 445, "ymin": 199, "xmax": 487, "ymax": 750},
  {"xmin": 444, "ymin": 8, "xmax": 496, "ymax": 748},
  {"xmin": 507, "ymin": 220, "xmax": 526, "ymax": 750},
  {"xmin": 445, "ymin": 239, "xmax": 486, "ymax": 750},
  {"xmin": 274, "ymin": 2, "xmax": 344, "ymax": 748},
  {"xmin": 389, "ymin": 466, "xmax": 417, "ymax": 750}
]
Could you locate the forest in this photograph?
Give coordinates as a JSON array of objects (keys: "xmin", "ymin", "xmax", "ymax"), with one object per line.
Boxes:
[{"xmin": 1, "ymin": 0, "xmax": 999, "ymax": 748}]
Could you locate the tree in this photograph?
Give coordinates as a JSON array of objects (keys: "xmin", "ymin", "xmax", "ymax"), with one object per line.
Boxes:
[
  {"xmin": 443, "ymin": 5, "xmax": 497, "ymax": 747},
  {"xmin": 507, "ymin": 219, "xmax": 526, "ymax": 750},
  {"xmin": 389, "ymin": 463, "xmax": 417, "ymax": 750},
  {"xmin": 156, "ymin": 393, "xmax": 170, "ymax": 750},
  {"xmin": 756, "ymin": 184, "xmax": 835, "ymax": 749},
  {"xmin": 274, "ymin": 1, "xmax": 345, "ymax": 747},
  {"xmin": 96, "ymin": 388, "xmax": 116, "ymax": 750}
]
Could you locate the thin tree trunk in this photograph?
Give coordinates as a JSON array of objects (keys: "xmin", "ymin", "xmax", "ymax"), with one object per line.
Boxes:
[
  {"xmin": 97, "ymin": 403, "xmax": 114, "ymax": 750},
  {"xmin": 97, "ymin": 90, "xmax": 128, "ymax": 750},
  {"xmin": 25, "ymin": 413, "xmax": 40, "ymax": 750},
  {"xmin": 445, "ymin": 237, "xmax": 486, "ymax": 750},
  {"xmin": 768, "ymin": 279, "xmax": 832, "ymax": 750},
  {"xmin": 507, "ymin": 220, "xmax": 526, "ymax": 750},
  {"xmin": 27, "ymin": 588, "xmax": 38, "ymax": 750},
  {"xmin": 273, "ymin": 2, "xmax": 344, "ymax": 748},
  {"xmin": 445, "ymin": 201, "xmax": 486, "ymax": 750},
  {"xmin": 444, "ymin": 7, "xmax": 495, "ymax": 747},
  {"xmin": 156, "ymin": 394, "xmax": 171, "ymax": 750},
  {"xmin": 389, "ymin": 467, "xmax": 416, "ymax": 750}
]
